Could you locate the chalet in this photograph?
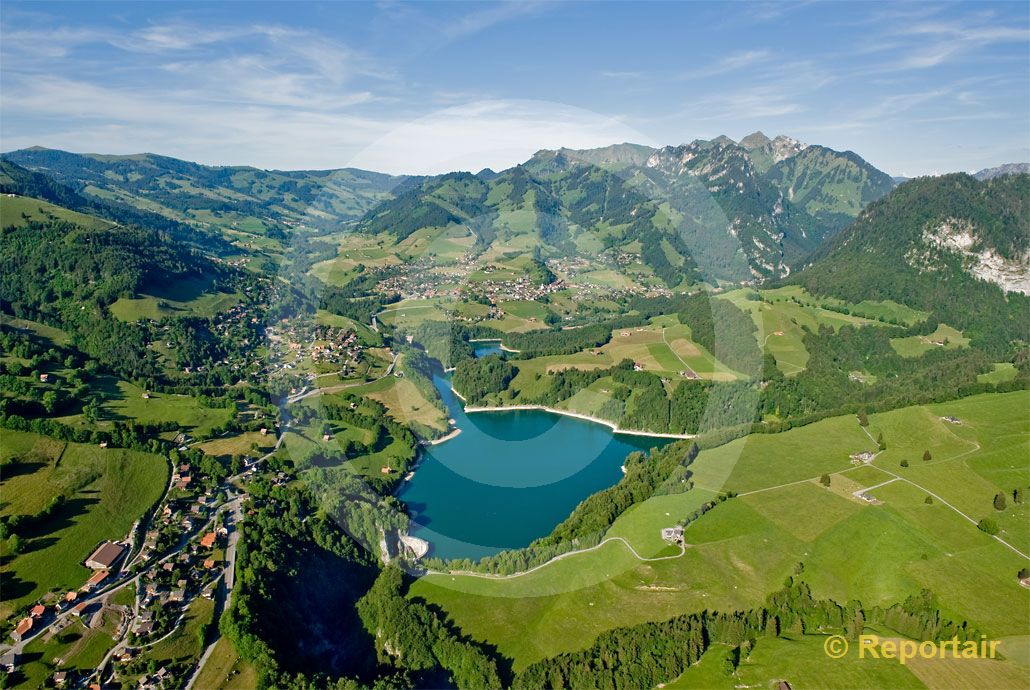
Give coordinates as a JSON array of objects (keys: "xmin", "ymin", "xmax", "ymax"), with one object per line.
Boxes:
[
  {"xmin": 200, "ymin": 532, "xmax": 217, "ymax": 549},
  {"xmin": 53, "ymin": 671, "xmax": 69, "ymax": 687},
  {"xmin": 39, "ymin": 373, "xmax": 49, "ymax": 383},
  {"xmin": 135, "ymin": 620, "xmax": 155, "ymax": 635},
  {"xmin": 203, "ymin": 558, "xmax": 216, "ymax": 569},
  {"xmin": 29, "ymin": 604, "xmax": 46, "ymax": 618},
  {"xmin": 10, "ymin": 617, "xmax": 33, "ymax": 642},
  {"xmin": 85, "ymin": 541, "xmax": 125, "ymax": 570},
  {"xmin": 168, "ymin": 589, "xmax": 186, "ymax": 603},
  {"xmin": 82, "ymin": 570, "xmax": 109, "ymax": 590}
]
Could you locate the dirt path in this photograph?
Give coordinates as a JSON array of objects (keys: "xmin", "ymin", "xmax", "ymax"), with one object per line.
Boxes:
[{"xmin": 424, "ymin": 536, "xmax": 687, "ymax": 581}]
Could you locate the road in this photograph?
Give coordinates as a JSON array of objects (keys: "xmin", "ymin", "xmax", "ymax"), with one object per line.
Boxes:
[
  {"xmin": 185, "ymin": 436, "xmax": 282, "ymax": 689},
  {"xmin": 286, "ymin": 351, "xmax": 397, "ymax": 403},
  {"xmin": 423, "ymin": 536, "xmax": 688, "ymax": 581}
]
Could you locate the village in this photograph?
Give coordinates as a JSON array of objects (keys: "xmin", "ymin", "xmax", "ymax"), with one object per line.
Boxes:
[{"xmin": 0, "ymin": 434, "xmax": 278, "ymax": 689}]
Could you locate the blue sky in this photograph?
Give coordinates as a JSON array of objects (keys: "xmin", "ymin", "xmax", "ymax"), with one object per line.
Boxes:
[{"xmin": 1, "ymin": 1, "xmax": 1027, "ymax": 175}]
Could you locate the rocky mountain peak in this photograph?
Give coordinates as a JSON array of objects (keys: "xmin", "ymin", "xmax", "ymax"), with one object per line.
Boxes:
[{"xmin": 739, "ymin": 131, "xmax": 772, "ymax": 150}]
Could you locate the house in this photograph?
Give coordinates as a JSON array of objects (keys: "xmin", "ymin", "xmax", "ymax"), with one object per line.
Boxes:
[
  {"xmin": 10, "ymin": 617, "xmax": 33, "ymax": 641},
  {"xmin": 203, "ymin": 558, "xmax": 216, "ymax": 569},
  {"xmin": 39, "ymin": 373, "xmax": 49, "ymax": 383},
  {"xmin": 168, "ymin": 589, "xmax": 186, "ymax": 603},
  {"xmin": 380, "ymin": 466, "xmax": 393, "ymax": 474},
  {"xmin": 85, "ymin": 541, "xmax": 125, "ymax": 570},
  {"xmin": 82, "ymin": 570, "xmax": 109, "ymax": 591},
  {"xmin": 200, "ymin": 532, "xmax": 217, "ymax": 549},
  {"xmin": 30, "ymin": 604, "xmax": 46, "ymax": 618},
  {"xmin": 98, "ymin": 441, "xmax": 108, "ymax": 449},
  {"xmin": 72, "ymin": 602, "xmax": 87, "ymax": 617},
  {"xmin": 661, "ymin": 526, "xmax": 685, "ymax": 543},
  {"xmin": 135, "ymin": 620, "xmax": 155, "ymax": 635},
  {"xmin": 53, "ymin": 671, "xmax": 69, "ymax": 687}
]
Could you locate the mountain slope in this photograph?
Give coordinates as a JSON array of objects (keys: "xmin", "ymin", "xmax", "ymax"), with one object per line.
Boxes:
[
  {"xmin": 2, "ymin": 147, "xmax": 408, "ymax": 235},
  {"xmin": 975, "ymin": 163, "xmax": 1030, "ymax": 180},
  {"xmin": 0, "ymin": 159, "xmax": 229, "ymax": 252},
  {"xmin": 765, "ymin": 144, "xmax": 896, "ymax": 237},
  {"xmin": 790, "ymin": 173, "xmax": 1029, "ymax": 353},
  {"xmin": 354, "ymin": 135, "xmax": 896, "ymax": 283}
]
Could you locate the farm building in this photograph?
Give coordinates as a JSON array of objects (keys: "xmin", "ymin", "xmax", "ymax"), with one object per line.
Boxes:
[{"xmin": 85, "ymin": 541, "xmax": 125, "ymax": 570}]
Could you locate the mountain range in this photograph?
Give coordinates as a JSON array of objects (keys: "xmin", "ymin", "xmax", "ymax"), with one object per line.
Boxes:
[{"xmin": 3, "ymin": 138, "xmax": 1026, "ymax": 287}]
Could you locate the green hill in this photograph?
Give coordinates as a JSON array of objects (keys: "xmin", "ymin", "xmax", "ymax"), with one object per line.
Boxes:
[
  {"xmin": 3, "ymin": 147, "xmax": 409, "ymax": 236},
  {"xmin": 790, "ymin": 173, "xmax": 1030, "ymax": 354}
]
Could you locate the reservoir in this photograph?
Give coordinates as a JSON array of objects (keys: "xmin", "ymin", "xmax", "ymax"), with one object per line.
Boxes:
[{"xmin": 396, "ymin": 368, "xmax": 673, "ymax": 561}]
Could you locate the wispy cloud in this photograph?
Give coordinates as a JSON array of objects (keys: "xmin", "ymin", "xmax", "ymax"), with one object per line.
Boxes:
[
  {"xmin": 441, "ymin": 0, "xmax": 548, "ymax": 40},
  {"xmin": 679, "ymin": 50, "xmax": 772, "ymax": 80}
]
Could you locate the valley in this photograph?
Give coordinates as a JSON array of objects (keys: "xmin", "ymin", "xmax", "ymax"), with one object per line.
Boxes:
[{"xmin": 0, "ymin": 140, "xmax": 1026, "ymax": 690}]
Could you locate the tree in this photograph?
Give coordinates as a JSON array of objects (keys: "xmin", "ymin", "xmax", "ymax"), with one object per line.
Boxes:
[
  {"xmin": 42, "ymin": 390, "xmax": 58, "ymax": 414},
  {"xmin": 1018, "ymin": 567, "xmax": 1029, "ymax": 580},
  {"xmin": 993, "ymin": 492, "xmax": 1007, "ymax": 511},
  {"xmin": 857, "ymin": 410, "xmax": 869, "ymax": 427},
  {"xmin": 922, "ymin": 450, "xmax": 932, "ymax": 462},
  {"xmin": 977, "ymin": 518, "xmax": 1000, "ymax": 535},
  {"xmin": 924, "ymin": 495, "xmax": 933, "ymax": 504},
  {"xmin": 820, "ymin": 474, "xmax": 831, "ymax": 487},
  {"xmin": 900, "ymin": 459, "xmax": 909, "ymax": 468},
  {"xmin": 877, "ymin": 433, "xmax": 886, "ymax": 451},
  {"xmin": 1014, "ymin": 488, "xmax": 1024, "ymax": 504}
]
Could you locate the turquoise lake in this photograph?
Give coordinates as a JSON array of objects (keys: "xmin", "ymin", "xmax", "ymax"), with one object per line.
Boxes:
[{"xmin": 396, "ymin": 347, "xmax": 672, "ymax": 560}]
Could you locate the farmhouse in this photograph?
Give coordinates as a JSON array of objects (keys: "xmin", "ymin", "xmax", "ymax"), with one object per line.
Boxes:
[
  {"xmin": 10, "ymin": 617, "xmax": 33, "ymax": 642},
  {"xmin": 661, "ymin": 526, "xmax": 685, "ymax": 543},
  {"xmin": 85, "ymin": 541, "xmax": 125, "ymax": 570},
  {"xmin": 82, "ymin": 570, "xmax": 109, "ymax": 590}
]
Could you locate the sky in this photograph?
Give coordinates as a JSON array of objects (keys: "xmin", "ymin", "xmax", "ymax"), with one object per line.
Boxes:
[{"xmin": 1, "ymin": 1, "xmax": 1028, "ymax": 176}]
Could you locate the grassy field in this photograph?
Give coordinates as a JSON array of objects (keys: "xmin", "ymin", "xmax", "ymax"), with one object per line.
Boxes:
[
  {"xmin": 143, "ymin": 596, "xmax": 216, "ymax": 664},
  {"xmin": 978, "ymin": 362, "xmax": 1018, "ymax": 385},
  {"xmin": 196, "ymin": 431, "xmax": 276, "ymax": 458},
  {"xmin": 890, "ymin": 323, "xmax": 969, "ymax": 358},
  {"xmin": 408, "ymin": 392, "xmax": 1030, "ymax": 670},
  {"xmin": 0, "ymin": 430, "xmax": 168, "ymax": 622},
  {"xmin": 99, "ymin": 379, "xmax": 234, "ymax": 437},
  {"xmin": 193, "ymin": 637, "xmax": 259, "ymax": 690},
  {"xmin": 109, "ymin": 272, "xmax": 241, "ymax": 321},
  {"xmin": 0, "ymin": 194, "xmax": 115, "ymax": 231},
  {"xmin": 353, "ymin": 370, "xmax": 448, "ymax": 435},
  {"xmin": 721, "ymin": 287, "xmax": 893, "ymax": 376},
  {"xmin": 17, "ymin": 614, "xmax": 121, "ymax": 688},
  {"xmin": 666, "ymin": 635, "xmax": 926, "ymax": 689},
  {"xmin": 504, "ymin": 316, "xmax": 741, "ymax": 401}
]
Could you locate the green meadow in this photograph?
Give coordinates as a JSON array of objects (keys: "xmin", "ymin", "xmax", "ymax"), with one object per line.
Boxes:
[
  {"xmin": 890, "ymin": 323, "xmax": 970, "ymax": 358},
  {"xmin": 408, "ymin": 391, "xmax": 1030, "ymax": 671},
  {"xmin": 0, "ymin": 430, "xmax": 168, "ymax": 622}
]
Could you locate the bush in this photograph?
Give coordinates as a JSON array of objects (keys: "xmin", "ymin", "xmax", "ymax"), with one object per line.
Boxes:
[{"xmin": 977, "ymin": 518, "xmax": 1000, "ymax": 535}]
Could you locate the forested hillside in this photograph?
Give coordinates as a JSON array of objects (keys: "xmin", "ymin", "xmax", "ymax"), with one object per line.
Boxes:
[{"xmin": 790, "ymin": 173, "xmax": 1030, "ymax": 354}]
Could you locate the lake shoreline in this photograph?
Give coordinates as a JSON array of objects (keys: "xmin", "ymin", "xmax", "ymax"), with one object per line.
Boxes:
[
  {"xmin": 455, "ymin": 389, "xmax": 694, "ymax": 440},
  {"xmin": 468, "ymin": 338, "xmax": 521, "ymax": 353}
]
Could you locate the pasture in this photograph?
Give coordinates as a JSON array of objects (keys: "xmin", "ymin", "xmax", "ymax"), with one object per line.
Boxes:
[
  {"xmin": 0, "ymin": 430, "xmax": 168, "ymax": 622},
  {"xmin": 408, "ymin": 392, "xmax": 1030, "ymax": 670},
  {"xmin": 890, "ymin": 323, "xmax": 969, "ymax": 358}
]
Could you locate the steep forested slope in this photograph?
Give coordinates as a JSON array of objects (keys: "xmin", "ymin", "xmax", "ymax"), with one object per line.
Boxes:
[{"xmin": 791, "ymin": 173, "xmax": 1029, "ymax": 353}]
